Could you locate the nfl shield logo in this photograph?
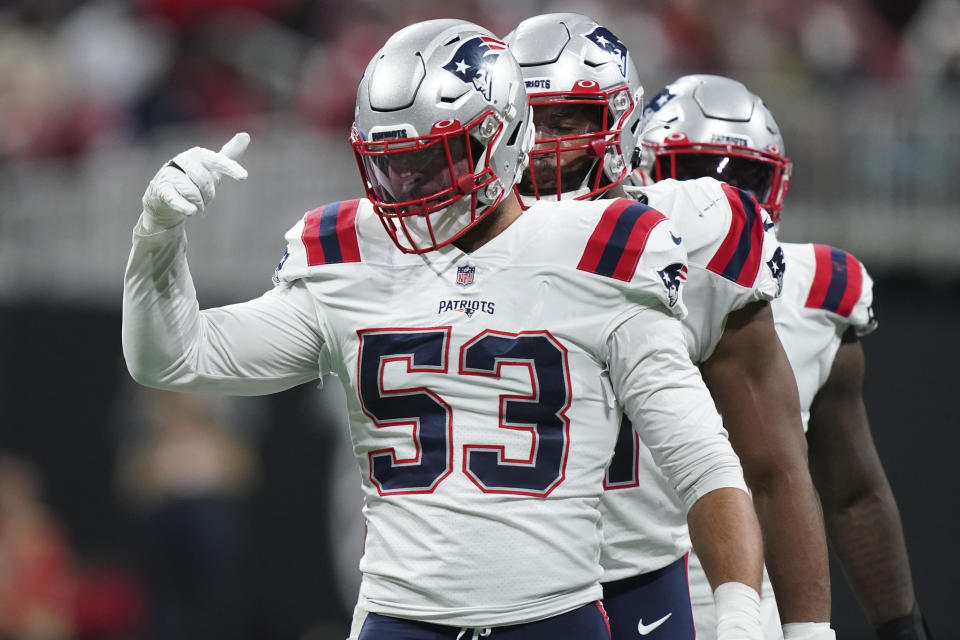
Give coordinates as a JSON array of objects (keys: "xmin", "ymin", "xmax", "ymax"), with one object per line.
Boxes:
[{"xmin": 456, "ymin": 264, "xmax": 476, "ymax": 287}]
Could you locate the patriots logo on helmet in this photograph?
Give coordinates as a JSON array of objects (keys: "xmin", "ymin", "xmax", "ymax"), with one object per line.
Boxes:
[
  {"xmin": 443, "ymin": 36, "xmax": 507, "ymax": 102},
  {"xmin": 643, "ymin": 87, "xmax": 676, "ymax": 117},
  {"xmin": 766, "ymin": 246, "xmax": 786, "ymax": 295},
  {"xmin": 657, "ymin": 262, "xmax": 688, "ymax": 308},
  {"xmin": 586, "ymin": 26, "xmax": 628, "ymax": 77}
]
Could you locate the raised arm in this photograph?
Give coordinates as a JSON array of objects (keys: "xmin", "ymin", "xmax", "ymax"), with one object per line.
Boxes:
[
  {"xmin": 700, "ymin": 300, "xmax": 832, "ymax": 631},
  {"xmin": 807, "ymin": 329, "xmax": 931, "ymax": 639},
  {"xmin": 122, "ymin": 134, "xmax": 325, "ymax": 395}
]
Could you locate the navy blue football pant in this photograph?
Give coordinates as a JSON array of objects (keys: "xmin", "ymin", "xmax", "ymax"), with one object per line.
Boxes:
[
  {"xmin": 602, "ymin": 554, "xmax": 696, "ymax": 640},
  {"xmin": 357, "ymin": 601, "xmax": 611, "ymax": 639}
]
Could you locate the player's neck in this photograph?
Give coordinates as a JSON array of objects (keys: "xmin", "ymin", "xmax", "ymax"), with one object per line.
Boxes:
[
  {"xmin": 603, "ymin": 183, "xmax": 628, "ymax": 199},
  {"xmin": 453, "ymin": 192, "xmax": 524, "ymax": 254}
]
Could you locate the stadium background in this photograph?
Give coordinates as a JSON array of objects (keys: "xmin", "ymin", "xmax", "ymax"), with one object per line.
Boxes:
[{"xmin": 0, "ymin": 0, "xmax": 957, "ymax": 638}]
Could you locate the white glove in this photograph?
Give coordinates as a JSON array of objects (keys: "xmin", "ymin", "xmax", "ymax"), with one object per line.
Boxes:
[{"xmin": 140, "ymin": 132, "xmax": 250, "ymax": 233}]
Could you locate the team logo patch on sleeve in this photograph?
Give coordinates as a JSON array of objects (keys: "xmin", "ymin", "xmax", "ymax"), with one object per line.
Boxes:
[
  {"xmin": 657, "ymin": 263, "xmax": 688, "ymax": 308},
  {"xmin": 577, "ymin": 200, "xmax": 667, "ymax": 282},
  {"xmin": 301, "ymin": 200, "xmax": 362, "ymax": 267},
  {"xmin": 805, "ymin": 244, "xmax": 863, "ymax": 317},
  {"xmin": 766, "ymin": 246, "xmax": 786, "ymax": 295},
  {"xmin": 706, "ymin": 184, "xmax": 765, "ymax": 287},
  {"xmin": 442, "ymin": 36, "xmax": 507, "ymax": 102}
]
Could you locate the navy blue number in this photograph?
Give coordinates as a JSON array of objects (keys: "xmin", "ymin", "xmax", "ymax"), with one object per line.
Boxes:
[
  {"xmin": 460, "ymin": 331, "xmax": 571, "ymax": 496},
  {"xmin": 604, "ymin": 416, "xmax": 639, "ymax": 489},
  {"xmin": 357, "ymin": 329, "xmax": 452, "ymax": 494}
]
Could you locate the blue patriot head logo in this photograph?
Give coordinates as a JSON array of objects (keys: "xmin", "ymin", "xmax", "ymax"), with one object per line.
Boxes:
[
  {"xmin": 443, "ymin": 36, "xmax": 507, "ymax": 102},
  {"xmin": 657, "ymin": 262, "xmax": 688, "ymax": 308},
  {"xmin": 643, "ymin": 87, "xmax": 676, "ymax": 118},
  {"xmin": 766, "ymin": 246, "xmax": 786, "ymax": 295},
  {"xmin": 456, "ymin": 264, "xmax": 476, "ymax": 287},
  {"xmin": 586, "ymin": 26, "xmax": 628, "ymax": 77}
]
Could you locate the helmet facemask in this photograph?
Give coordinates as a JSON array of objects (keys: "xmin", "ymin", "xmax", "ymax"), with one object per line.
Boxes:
[
  {"xmin": 517, "ymin": 82, "xmax": 636, "ymax": 204},
  {"xmin": 353, "ymin": 112, "xmax": 507, "ymax": 253},
  {"xmin": 647, "ymin": 134, "xmax": 791, "ymax": 221}
]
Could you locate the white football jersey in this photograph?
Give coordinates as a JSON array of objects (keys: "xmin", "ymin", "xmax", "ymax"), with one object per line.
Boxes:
[
  {"xmin": 686, "ymin": 240, "xmax": 878, "ymax": 640},
  {"xmin": 122, "ymin": 195, "xmax": 748, "ymax": 628},
  {"xmin": 603, "ymin": 177, "xmax": 784, "ymax": 580},
  {"xmin": 773, "ymin": 242, "xmax": 877, "ymax": 429}
]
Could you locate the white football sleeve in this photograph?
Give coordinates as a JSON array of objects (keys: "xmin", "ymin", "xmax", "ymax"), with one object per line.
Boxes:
[
  {"xmin": 606, "ymin": 306, "xmax": 748, "ymax": 511},
  {"xmin": 122, "ymin": 216, "xmax": 325, "ymax": 394}
]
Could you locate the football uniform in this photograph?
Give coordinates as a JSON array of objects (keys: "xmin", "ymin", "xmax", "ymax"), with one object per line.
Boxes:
[
  {"xmin": 772, "ymin": 242, "xmax": 878, "ymax": 429},
  {"xmin": 122, "ymin": 195, "xmax": 748, "ymax": 630},
  {"xmin": 686, "ymin": 241, "xmax": 878, "ymax": 640},
  {"xmin": 602, "ymin": 177, "xmax": 783, "ymax": 639}
]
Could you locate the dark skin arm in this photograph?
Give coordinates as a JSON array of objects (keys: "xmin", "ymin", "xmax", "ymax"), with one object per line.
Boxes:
[
  {"xmin": 700, "ymin": 300, "xmax": 831, "ymax": 623},
  {"xmin": 807, "ymin": 328, "xmax": 918, "ymax": 626}
]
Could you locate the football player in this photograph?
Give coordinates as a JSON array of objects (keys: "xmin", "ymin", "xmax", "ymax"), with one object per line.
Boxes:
[
  {"xmin": 122, "ymin": 19, "xmax": 767, "ymax": 640},
  {"xmin": 640, "ymin": 74, "xmax": 933, "ymax": 640},
  {"xmin": 506, "ymin": 14, "xmax": 833, "ymax": 640}
]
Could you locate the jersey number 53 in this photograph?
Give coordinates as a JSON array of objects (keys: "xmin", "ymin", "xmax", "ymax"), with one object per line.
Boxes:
[{"xmin": 357, "ymin": 327, "xmax": 571, "ymax": 497}]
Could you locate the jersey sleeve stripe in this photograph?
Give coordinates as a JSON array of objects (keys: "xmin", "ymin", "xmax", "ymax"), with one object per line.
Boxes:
[
  {"xmin": 835, "ymin": 251, "xmax": 864, "ymax": 317},
  {"xmin": 804, "ymin": 244, "xmax": 863, "ymax": 316},
  {"xmin": 706, "ymin": 184, "xmax": 765, "ymax": 286},
  {"xmin": 302, "ymin": 200, "xmax": 362, "ymax": 266},
  {"xmin": 577, "ymin": 200, "xmax": 666, "ymax": 282}
]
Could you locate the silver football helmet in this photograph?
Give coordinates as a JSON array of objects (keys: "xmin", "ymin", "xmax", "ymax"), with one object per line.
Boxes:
[
  {"xmin": 352, "ymin": 19, "xmax": 534, "ymax": 253},
  {"xmin": 505, "ymin": 13, "xmax": 644, "ymax": 204},
  {"xmin": 639, "ymin": 74, "xmax": 792, "ymax": 220}
]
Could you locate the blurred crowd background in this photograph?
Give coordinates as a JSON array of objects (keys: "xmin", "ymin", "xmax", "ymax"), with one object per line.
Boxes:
[{"xmin": 0, "ymin": 1, "xmax": 958, "ymax": 639}]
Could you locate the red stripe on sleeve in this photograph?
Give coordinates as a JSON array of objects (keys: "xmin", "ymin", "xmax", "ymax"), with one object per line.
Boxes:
[
  {"xmin": 804, "ymin": 244, "xmax": 834, "ymax": 309},
  {"xmin": 336, "ymin": 199, "xmax": 362, "ymax": 263},
  {"xmin": 737, "ymin": 194, "xmax": 766, "ymax": 287},
  {"xmin": 611, "ymin": 210, "xmax": 667, "ymax": 282},
  {"xmin": 835, "ymin": 252, "xmax": 863, "ymax": 317},
  {"xmin": 577, "ymin": 199, "xmax": 634, "ymax": 274},
  {"xmin": 301, "ymin": 206, "xmax": 326, "ymax": 267},
  {"xmin": 706, "ymin": 183, "xmax": 748, "ymax": 276}
]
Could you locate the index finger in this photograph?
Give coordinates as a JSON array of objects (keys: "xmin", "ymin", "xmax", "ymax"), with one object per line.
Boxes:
[{"xmin": 220, "ymin": 132, "xmax": 250, "ymax": 161}]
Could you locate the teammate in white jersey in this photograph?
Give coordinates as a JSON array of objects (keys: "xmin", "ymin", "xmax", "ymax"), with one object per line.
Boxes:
[
  {"xmin": 640, "ymin": 73, "xmax": 933, "ymax": 640},
  {"xmin": 122, "ymin": 20, "xmax": 768, "ymax": 640},
  {"xmin": 505, "ymin": 14, "xmax": 833, "ymax": 640}
]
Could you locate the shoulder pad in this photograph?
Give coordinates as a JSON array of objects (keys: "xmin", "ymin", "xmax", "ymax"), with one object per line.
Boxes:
[
  {"xmin": 274, "ymin": 199, "xmax": 364, "ymax": 284},
  {"xmin": 576, "ymin": 198, "xmax": 668, "ymax": 282},
  {"xmin": 300, "ymin": 199, "xmax": 362, "ymax": 266},
  {"xmin": 804, "ymin": 244, "xmax": 878, "ymax": 334},
  {"xmin": 574, "ymin": 198, "xmax": 688, "ymax": 315},
  {"xmin": 705, "ymin": 183, "xmax": 768, "ymax": 287}
]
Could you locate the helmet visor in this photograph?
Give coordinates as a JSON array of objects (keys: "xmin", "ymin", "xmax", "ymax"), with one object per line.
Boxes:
[
  {"xmin": 359, "ymin": 135, "xmax": 472, "ymax": 206},
  {"xmin": 656, "ymin": 152, "xmax": 776, "ymax": 204}
]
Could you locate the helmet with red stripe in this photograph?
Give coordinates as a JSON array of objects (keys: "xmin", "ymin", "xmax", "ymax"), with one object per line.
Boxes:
[
  {"xmin": 504, "ymin": 14, "xmax": 644, "ymax": 205},
  {"xmin": 352, "ymin": 19, "xmax": 534, "ymax": 253},
  {"xmin": 639, "ymin": 74, "xmax": 792, "ymax": 221}
]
